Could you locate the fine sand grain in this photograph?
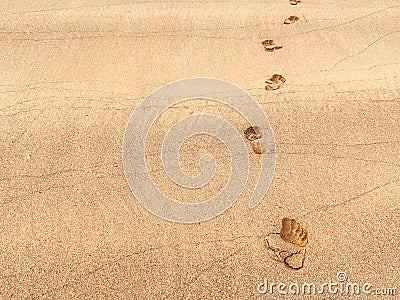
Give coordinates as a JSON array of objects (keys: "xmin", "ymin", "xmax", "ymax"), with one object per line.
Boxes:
[{"xmin": 0, "ymin": 0, "xmax": 399, "ymax": 299}]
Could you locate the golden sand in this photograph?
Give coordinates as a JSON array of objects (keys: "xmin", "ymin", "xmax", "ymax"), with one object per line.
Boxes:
[{"xmin": 0, "ymin": 0, "xmax": 399, "ymax": 298}]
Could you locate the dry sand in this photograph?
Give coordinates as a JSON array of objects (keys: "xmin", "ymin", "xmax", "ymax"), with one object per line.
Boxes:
[{"xmin": 0, "ymin": 0, "xmax": 399, "ymax": 299}]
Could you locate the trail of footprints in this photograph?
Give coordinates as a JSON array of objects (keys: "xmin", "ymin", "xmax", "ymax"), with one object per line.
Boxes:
[
  {"xmin": 284, "ymin": 15, "xmax": 300, "ymax": 24},
  {"xmin": 247, "ymin": 1, "xmax": 309, "ymax": 270},
  {"xmin": 262, "ymin": 39, "xmax": 282, "ymax": 52},
  {"xmin": 280, "ymin": 217, "xmax": 309, "ymax": 247},
  {"xmin": 265, "ymin": 74, "xmax": 286, "ymax": 90},
  {"xmin": 262, "ymin": 0, "xmax": 301, "ymax": 90}
]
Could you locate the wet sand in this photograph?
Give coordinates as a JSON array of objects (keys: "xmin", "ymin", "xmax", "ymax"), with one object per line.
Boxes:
[{"xmin": 0, "ymin": 0, "xmax": 399, "ymax": 298}]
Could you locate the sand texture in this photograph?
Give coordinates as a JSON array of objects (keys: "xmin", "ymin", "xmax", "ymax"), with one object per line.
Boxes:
[{"xmin": 0, "ymin": 0, "xmax": 399, "ymax": 299}]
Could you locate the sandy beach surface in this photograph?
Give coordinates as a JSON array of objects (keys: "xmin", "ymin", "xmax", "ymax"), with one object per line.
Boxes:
[{"xmin": 0, "ymin": 0, "xmax": 399, "ymax": 299}]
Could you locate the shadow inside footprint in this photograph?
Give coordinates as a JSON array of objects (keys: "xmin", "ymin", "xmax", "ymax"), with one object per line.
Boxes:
[
  {"xmin": 284, "ymin": 16, "xmax": 300, "ymax": 24},
  {"xmin": 244, "ymin": 126, "xmax": 262, "ymax": 141},
  {"xmin": 265, "ymin": 74, "xmax": 286, "ymax": 90},
  {"xmin": 243, "ymin": 126, "xmax": 273, "ymax": 154},
  {"xmin": 261, "ymin": 39, "xmax": 282, "ymax": 52}
]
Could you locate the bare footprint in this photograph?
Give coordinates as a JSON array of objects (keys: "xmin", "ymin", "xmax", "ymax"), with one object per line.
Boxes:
[
  {"xmin": 290, "ymin": 0, "xmax": 300, "ymax": 5},
  {"xmin": 244, "ymin": 126, "xmax": 270, "ymax": 154},
  {"xmin": 244, "ymin": 126, "xmax": 262, "ymax": 141},
  {"xmin": 280, "ymin": 217, "xmax": 308, "ymax": 247},
  {"xmin": 261, "ymin": 39, "xmax": 282, "ymax": 52},
  {"xmin": 265, "ymin": 74, "xmax": 286, "ymax": 90},
  {"xmin": 284, "ymin": 16, "xmax": 300, "ymax": 24},
  {"xmin": 264, "ymin": 218, "xmax": 308, "ymax": 270},
  {"xmin": 250, "ymin": 140, "xmax": 264, "ymax": 154}
]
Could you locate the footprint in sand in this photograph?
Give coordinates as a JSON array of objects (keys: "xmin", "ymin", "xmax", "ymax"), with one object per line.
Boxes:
[
  {"xmin": 265, "ymin": 74, "xmax": 286, "ymax": 90},
  {"xmin": 290, "ymin": 0, "xmax": 300, "ymax": 5},
  {"xmin": 284, "ymin": 15, "xmax": 300, "ymax": 24},
  {"xmin": 244, "ymin": 126, "xmax": 268, "ymax": 154},
  {"xmin": 280, "ymin": 217, "xmax": 309, "ymax": 247},
  {"xmin": 264, "ymin": 218, "xmax": 308, "ymax": 270},
  {"xmin": 261, "ymin": 39, "xmax": 282, "ymax": 52},
  {"xmin": 244, "ymin": 126, "xmax": 262, "ymax": 141}
]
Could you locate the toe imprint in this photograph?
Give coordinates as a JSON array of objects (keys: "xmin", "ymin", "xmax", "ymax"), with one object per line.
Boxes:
[
  {"xmin": 244, "ymin": 126, "xmax": 262, "ymax": 141},
  {"xmin": 284, "ymin": 16, "xmax": 299, "ymax": 24},
  {"xmin": 265, "ymin": 74, "xmax": 286, "ymax": 90},
  {"xmin": 264, "ymin": 218, "xmax": 309, "ymax": 270},
  {"xmin": 244, "ymin": 126, "xmax": 266, "ymax": 154},
  {"xmin": 261, "ymin": 39, "xmax": 282, "ymax": 52},
  {"xmin": 280, "ymin": 217, "xmax": 308, "ymax": 247}
]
